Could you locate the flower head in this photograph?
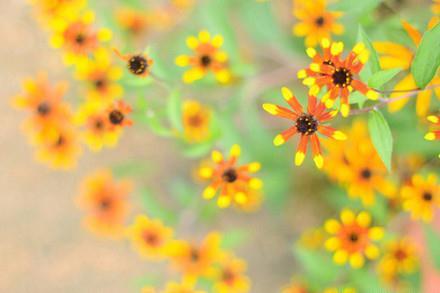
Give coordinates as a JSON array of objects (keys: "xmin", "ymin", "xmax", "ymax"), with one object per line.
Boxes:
[
  {"xmin": 263, "ymin": 87, "xmax": 347, "ymax": 168},
  {"xmin": 198, "ymin": 145, "xmax": 262, "ymax": 208},
  {"xmin": 324, "ymin": 209, "xmax": 384, "ymax": 268},
  {"xmin": 106, "ymin": 100, "xmax": 133, "ymax": 130},
  {"xmin": 30, "ymin": 0, "xmax": 86, "ymax": 26},
  {"xmin": 114, "ymin": 49, "xmax": 154, "ymax": 78},
  {"xmin": 298, "ymin": 39, "xmax": 379, "ymax": 117},
  {"xmin": 176, "ymin": 30, "xmax": 231, "ymax": 84},
  {"xmin": 401, "ymin": 173, "xmax": 439, "ymax": 222},
  {"xmin": 182, "ymin": 100, "xmax": 212, "ymax": 143},
  {"xmin": 126, "ymin": 215, "xmax": 174, "ymax": 260},
  {"xmin": 77, "ymin": 169, "xmax": 131, "ymax": 238},
  {"xmin": 212, "ymin": 254, "xmax": 250, "ymax": 293},
  {"xmin": 115, "ymin": 8, "xmax": 149, "ymax": 36},
  {"xmin": 433, "ymin": 0, "xmax": 440, "ymax": 14},
  {"xmin": 292, "ymin": 0, "xmax": 344, "ymax": 47}
]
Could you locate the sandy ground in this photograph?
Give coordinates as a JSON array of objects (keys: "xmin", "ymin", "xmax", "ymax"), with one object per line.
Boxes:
[{"xmin": 0, "ymin": 1, "xmax": 307, "ymax": 292}]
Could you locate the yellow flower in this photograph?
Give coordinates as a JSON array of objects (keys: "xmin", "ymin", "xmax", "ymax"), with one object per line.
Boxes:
[
  {"xmin": 280, "ymin": 280, "xmax": 310, "ymax": 293},
  {"xmin": 401, "ymin": 173, "xmax": 440, "ymax": 222},
  {"xmin": 115, "ymin": 7, "xmax": 149, "ymax": 36},
  {"xmin": 425, "ymin": 114, "xmax": 440, "ymax": 158},
  {"xmin": 126, "ymin": 215, "xmax": 173, "ymax": 260},
  {"xmin": 162, "ymin": 281, "xmax": 206, "ymax": 293},
  {"xmin": 433, "ymin": 0, "xmax": 440, "ymax": 14},
  {"xmin": 30, "ymin": 0, "xmax": 87, "ymax": 26},
  {"xmin": 50, "ymin": 10, "xmax": 112, "ymax": 65},
  {"xmin": 324, "ymin": 209, "xmax": 384, "ymax": 269},
  {"xmin": 169, "ymin": 232, "xmax": 222, "ymax": 282},
  {"xmin": 77, "ymin": 169, "xmax": 131, "ymax": 238},
  {"xmin": 212, "ymin": 254, "xmax": 250, "ymax": 293},
  {"xmin": 374, "ymin": 19, "xmax": 440, "ymax": 116},
  {"xmin": 323, "ymin": 288, "xmax": 356, "ymax": 293},
  {"xmin": 292, "ymin": 0, "xmax": 344, "ymax": 47},
  {"xmin": 75, "ymin": 100, "xmax": 121, "ymax": 152},
  {"xmin": 182, "ymin": 100, "xmax": 212, "ymax": 143},
  {"xmin": 377, "ymin": 238, "xmax": 418, "ymax": 283},
  {"xmin": 75, "ymin": 48, "xmax": 123, "ymax": 102},
  {"xmin": 323, "ymin": 120, "xmax": 396, "ymax": 206},
  {"xmin": 198, "ymin": 145, "xmax": 263, "ymax": 208},
  {"xmin": 298, "ymin": 227, "xmax": 325, "ymax": 250},
  {"xmin": 176, "ymin": 30, "xmax": 231, "ymax": 84}
]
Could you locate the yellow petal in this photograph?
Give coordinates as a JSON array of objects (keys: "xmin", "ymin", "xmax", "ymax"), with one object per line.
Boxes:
[
  {"xmin": 324, "ymin": 219, "xmax": 341, "ymax": 234},
  {"xmin": 281, "ymin": 87, "xmax": 293, "ymax": 101},
  {"xmin": 217, "ymin": 195, "xmax": 231, "ymax": 208},
  {"xmin": 340, "ymin": 209, "xmax": 355, "ymax": 224},
  {"xmin": 230, "ymin": 144, "xmax": 241, "ymax": 157},
  {"xmin": 295, "ymin": 152, "xmax": 305, "ymax": 166},
  {"xmin": 349, "ymin": 253, "xmax": 365, "ymax": 268},
  {"xmin": 356, "ymin": 211, "xmax": 371, "ymax": 227},
  {"xmin": 369, "ymin": 227, "xmax": 384, "ymax": 240},
  {"xmin": 333, "ymin": 250, "xmax": 348, "ymax": 265},
  {"xmin": 325, "ymin": 237, "xmax": 340, "ymax": 251},
  {"xmin": 203, "ymin": 186, "xmax": 216, "ymax": 199},
  {"xmin": 365, "ymin": 244, "xmax": 380, "ymax": 259},
  {"xmin": 211, "ymin": 150, "xmax": 223, "ymax": 163},
  {"xmin": 273, "ymin": 135, "xmax": 285, "ymax": 146}
]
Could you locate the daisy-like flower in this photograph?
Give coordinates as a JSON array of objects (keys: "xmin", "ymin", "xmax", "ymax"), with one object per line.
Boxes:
[
  {"xmin": 107, "ymin": 100, "xmax": 133, "ymax": 130},
  {"xmin": 182, "ymin": 100, "xmax": 211, "ymax": 143},
  {"xmin": 298, "ymin": 39, "xmax": 379, "ymax": 117},
  {"xmin": 50, "ymin": 11, "xmax": 112, "ymax": 65},
  {"xmin": 425, "ymin": 114, "xmax": 440, "ymax": 158},
  {"xmin": 169, "ymin": 232, "xmax": 222, "ymax": 283},
  {"xmin": 323, "ymin": 120, "xmax": 396, "ymax": 206},
  {"xmin": 77, "ymin": 169, "xmax": 131, "ymax": 238},
  {"xmin": 198, "ymin": 145, "xmax": 262, "ymax": 208},
  {"xmin": 75, "ymin": 101, "xmax": 121, "ymax": 152},
  {"xmin": 374, "ymin": 19, "xmax": 440, "ymax": 116},
  {"xmin": 401, "ymin": 173, "xmax": 439, "ymax": 222},
  {"xmin": 175, "ymin": 30, "xmax": 231, "ymax": 84},
  {"xmin": 211, "ymin": 254, "xmax": 250, "ymax": 293},
  {"xmin": 292, "ymin": 0, "xmax": 344, "ymax": 47},
  {"xmin": 75, "ymin": 48, "xmax": 123, "ymax": 102},
  {"xmin": 324, "ymin": 209, "xmax": 384, "ymax": 269},
  {"xmin": 114, "ymin": 49, "xmax": 154, "ymax": 78},
  {"xmin": 377, "ymin": 238, "xmax": 418, "ymax": 282},
  {"xmin": 126, "ymin": 214, "xmax": 173, "ymax": 260},
  {"xmin": 35, "ymin": 125, "xmax": 82, "ymax": 169},
  {"xmin": 262, "ymin": 87, "xmax": 347, "ymax": 168},
  {"xmin": 115, "ymin": 8, "xmax": 149, "ymax": 36}
]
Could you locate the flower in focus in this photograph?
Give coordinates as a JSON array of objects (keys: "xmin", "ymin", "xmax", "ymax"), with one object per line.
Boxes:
[
  {"xmin": 425, "ymin": 114, "xmax": 440, "ymax": 158},
  {"xmin": 75, "ymin": 48, "xmax": 123, "ymax": 102},
  {"xmin": 126, "ymin": 214, "xmax": 173, "ymax": 260},
  {"xmin": 374, "ymin": 20, "xmax": 440, "ymax": 116},
  {"xmin": 77, "ymin": 169, "xmax": 131, "ymax": 238},
  {"xmin": 50, "ymin": 11, "xmax": 112, "ymax": 65},
  {"xmin": 75, "ymin": 100, "xmax": 121, "ymax": 151},
  {"xmin": 198, "ymin": 145, "xmax": 262, "ymax": 208},
  {"xmin": 263, "ymin": 87, "xmax": 347, "ymax": 168},
  {"xmin": 323, "ymin": 120, "xmax": 396, "ymax": 206},
  {"xmin": 107, "ymin": 100, "xmax": 133, "ymax": 130},
  {"xmin": 211, "ymin": 254, "xmax": 250, "ymax": 293},
  {"xmin": 115, "ymin": 7, "xmax": 149, "ymax": 36},
  {"xmin": 377, "ymin": 238, "xmax": 418, "ymax": 282},
  {"xmin": 169, "ymin": 232, "xmax": 222, "ymax": 282},
  {"xmin": 182, "ymin": 100, "xmax": 212, "ymax": 143},
  {"xmin": 114, "ymin": 49, "xmax": 154, "ymax": 78},
  {"xmin": 324, "ymin": 209, "xmax": 384, "ymax": 268},
  {"xmin": 401, "ymin": 173, "xmax": 439, "ymax": 222},
  {"xmin": 297, "ymin": 39, "xmax": 379, "ymax": 117},
  {"xmin": 176, "ymin": 31, "xmax": 231, "ymax": 84},
  {"xmin": 292, "ymin": 0, "xmax": 344, "ymax": 47}
]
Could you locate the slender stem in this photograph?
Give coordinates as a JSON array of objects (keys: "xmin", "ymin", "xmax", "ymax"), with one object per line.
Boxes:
[{"xmin": 150, "ymin": 72, "xmax": 171, "ymax": 91}]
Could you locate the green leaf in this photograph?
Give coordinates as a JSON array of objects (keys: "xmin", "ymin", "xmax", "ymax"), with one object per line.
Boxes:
[
  {"xmin": 358, "ymin": 26, "xmax": 381, "ymax": 79},
  {"xmin": 368, "ymin": 110, "xmax": 393, "ymax": 171},
  {"xmin": 411, "ymin": 23, "xmax": 440, "ymax": 88},
  {"xmin": 424, "ymin": 224, "xmax": 440, "ymax": 270},
  {"xmin": 368, "ymin": 68, "xmax": 401, "ymax": 89},
  {"xmin": 166, "ymin": 90, "xmax": 183, "ymax": 132}
]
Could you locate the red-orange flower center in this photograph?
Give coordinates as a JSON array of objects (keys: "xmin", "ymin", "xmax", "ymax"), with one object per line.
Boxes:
[
  {"xmin": 338, "ymin": 224, "xmax": 369, "ymax": 253},
  {"xmin": 296, "ymin": 114, "xmax": 318, "ymax": 135},
  {"xmin": 222, "ymin": 269, "xmax": 236, "ymax": 284},
  {"xmin": 394, "ymin": 249, "xmax": 407, "ymax": 261},
  {"xmin": 142, "ymin": 231, "xmax": 160, "ymax": 246}
]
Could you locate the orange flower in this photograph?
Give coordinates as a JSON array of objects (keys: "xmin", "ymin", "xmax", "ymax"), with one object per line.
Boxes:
[
  {"xmin": 77, "ymin": 169, "xmax": 132, "ymax": 238},
  {"xmin": 115, "ymin": 8, "xmax": 149, "ymax": 35},
  {"xmin": 198, "ymin": 145, "xmax": 262, "ymax": 208},
  {"xmin": 298, "ymin": 39, "xmax": 379, "ymax": 117},
  {"xmin": 212, "ymin": 254, "xmax": 250, "ymax": 293},
  {"xmin": 182, "ymin": 100, "xmax": 212, "ymax": 143},
  {"xmin": 169, "ymin": 232, "xmax": 222, "ymax": 282},
  {"xmin": 114, "ymin": 49, "xmax": 154, "ymax": 78},
  {"xmin": 263, "ymin": 87, "xmax": 347, "ymax": 168},
  {"xmin": 106, "ymin": 100, "xmax": 133, "ymax": 130}
]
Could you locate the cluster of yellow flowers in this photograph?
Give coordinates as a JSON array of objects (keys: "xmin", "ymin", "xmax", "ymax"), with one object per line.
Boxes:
[{"xmin": 77, "ymin": 169, "xmax": 250, "ymax": 292}]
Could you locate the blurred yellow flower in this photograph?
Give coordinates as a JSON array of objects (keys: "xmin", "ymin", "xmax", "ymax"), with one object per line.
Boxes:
[
  {"xmin": 182, "ymin": 100, "xmax": 211, "ymax": 143},
  {"xmin": 77, "ymin": 169, "xmax": 131, "ymax": 238},
  {"xmin": 162, "ymin": 281, "xmax": 206, "ymax": 293},
  {"xmin": 280, "ymin": 280, "xmax": 310, "ymax": 293},
  {"xmin": 298, "ymin": 227, "xmax": 325, "ymax": 250},
  {"xmin": 401, "ymin": 173, "xmax": 440, "ymax": 222},
  {"xmin": 30, "ymin": 0, "xmax": 86, "ymax": 26},
  {"xmin": 75, "ymin": 48, "xmax": 123, "ymax": 102},
  {"xmin": 377, "ymin": 238, "xmax": 418, "ymax": 282},
  {"xmin": 126, "ymin": 215, "xmax": 174, "ymax": 260},
  {"xmin": 292, "ymin": 0, "xmax": 344, "ymax": 47},
  {"xmin": 324, "ymin": 209, "xmax": 384, "ymax": 269},
  {"xmin": 115, "ymin": 7, "xmax": 149, "ymax": 36},
  {"xmin": 212, "ymin": 254, "xmax": 250, "ymax": 293},
  {"xmin": 198, "ymin": 145, "xmax": 262, "ymax": 208},
  {"xmin": 323, "ymin": 288, "xmax": 356, "ymax": 293},
  {"xmin": 433, "ymin": 0, "xmax": 440, "ymax": 14},
  {"xmin": 176, "ymin": 31, "xmax": 231, "ymax": 84},
  {"xmin": 374, "ymin": 19, "xmax": 440, "ymax": 116}
]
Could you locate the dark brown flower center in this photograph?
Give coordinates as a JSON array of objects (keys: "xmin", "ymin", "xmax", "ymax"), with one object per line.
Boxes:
[
  {"xmin": 99, "ymin": 197, "xmax": 112, "ymax": 210},
  {"xmin": 315, "ymin": 16, "xmax": 325, "ymax": 27},
  {"xmin": 109, "ymin": 110, "xmax": 124, "ymax": 125},
  {"xmin": 200, "ymin": 55, "xmax": 212, "ymax": 67},
  {"xmin": 332, "ymin": 67, "xmax": 352, "ymax": 87},
  {"xmin": 360, "ymin": 168, "xmax": 372, "ymax": 180},
  {"xmin": 143, "ymin": 231, "xmax": 159, "ymax": 246},
  {"xmin": 423, "ymin": 192, "xmax": 433, "ymax": 201},
  {"xmin": 222, "ymin": 168, "xmax": 238, "ymax": 183},
  {"xmin": 94, "ymin": 78, "xmax": 107, "ymax": 89},
  {"xmin": 190, "ymin": 248, "xmax": 200, "ymax": 262},
  {"xmin": 55, "ymin": 135, "xmax": 65, "ymax": 147},
  {"xmin": 349, "ymin": 233, "xmax": 359, "ymax": 243},
  {"xmin": 37, "ymin": 102, "xmax": 51, "ymax": 116},
  {"xmin": 94, "ymin": 119, "xmax": 104, "ymax": 130},
  {"xmin": 296, "ymin": 114, "xmax": 318, "ymax": 135},
  {"xmin": 75, "ymin": 33, "xmax": 86, "ymax": 44},
  {"xmin": 222, "ymin": 269, "xmax": 235, "ymax": 283},
  {"xmin": 128, "ymin": 55, "xmax": 148, "ymax": 75}
]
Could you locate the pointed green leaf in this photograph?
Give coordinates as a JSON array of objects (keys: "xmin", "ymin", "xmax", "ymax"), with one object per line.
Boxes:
[
  {"xmin": 368, "ymin": 110, "xmax": 393, "ymax": 171},
  {"xmin": 368, "ymin": 68, "xmax": 401, "ymax": 89}
]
